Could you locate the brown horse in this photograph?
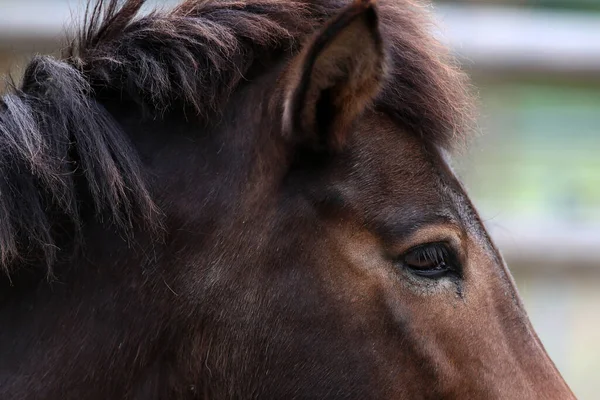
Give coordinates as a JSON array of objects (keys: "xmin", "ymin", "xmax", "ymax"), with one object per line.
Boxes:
[{"xmin": 0, "ymin": 0, "xmax": 575, "ymax": 398}]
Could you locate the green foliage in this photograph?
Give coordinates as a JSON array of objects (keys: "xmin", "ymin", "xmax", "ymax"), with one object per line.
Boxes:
[{"xmin": 459, "ymin": 81, "xmax": 600, "ymax": 223}]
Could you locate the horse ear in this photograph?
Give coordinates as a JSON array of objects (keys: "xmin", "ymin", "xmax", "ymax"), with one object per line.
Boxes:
[{"xmin": 281, "ymin": 0, "xmax": 386, "ymax": 152}]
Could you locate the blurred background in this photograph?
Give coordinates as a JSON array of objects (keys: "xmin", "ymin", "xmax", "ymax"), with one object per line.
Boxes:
[{"xmin": 1, "ymin": 0, "xmax": 599, "ymax": 397}]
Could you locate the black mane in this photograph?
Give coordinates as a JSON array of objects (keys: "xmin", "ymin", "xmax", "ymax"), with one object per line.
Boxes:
[
  {"xmin": 0, "ymin": 56, "xmax": 157, "ymax": 275},
  {"xmin": 0, "ymin": 0, "xmax": 473, "ymax": 274}
]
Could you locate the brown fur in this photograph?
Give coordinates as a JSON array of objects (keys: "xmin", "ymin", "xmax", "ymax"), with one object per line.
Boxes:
[
  {"xmin": 0, "ymin": 1, "xmax": 573, "ymax": 399},
  {"xmin": 0, "ymin": 0, "xmax": 473, "ymax": 274}
]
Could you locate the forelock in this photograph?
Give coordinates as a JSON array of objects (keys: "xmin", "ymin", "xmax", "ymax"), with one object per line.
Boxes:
[{"xmin": 66, "ymin": 0, "xmax": 474, "ymax": 149}]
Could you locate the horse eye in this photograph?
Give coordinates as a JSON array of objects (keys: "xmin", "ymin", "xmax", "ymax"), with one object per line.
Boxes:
[{"xmin": 401, "ymin": 243, "xmax": 458, "ymax": 279}]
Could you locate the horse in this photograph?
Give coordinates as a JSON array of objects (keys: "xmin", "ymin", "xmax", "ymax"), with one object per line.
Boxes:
[{"xmin": 0, "ymin": 0, "xmax": 575, "ymax": 398}]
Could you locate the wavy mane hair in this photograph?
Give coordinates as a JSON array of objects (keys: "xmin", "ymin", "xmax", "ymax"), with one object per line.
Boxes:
[{"xmin": 0, "ymin": 0, "xmax": 473, "ymax": 275}]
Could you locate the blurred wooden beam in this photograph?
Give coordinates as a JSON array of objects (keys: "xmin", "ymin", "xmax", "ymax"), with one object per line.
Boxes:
[
  {"xmin": 434, "ymin": 4, "xmax": 600, "ymax": 75},
  {"xmin": 4, "ymin": 1, "xmax": 600, "ymax": 75}
]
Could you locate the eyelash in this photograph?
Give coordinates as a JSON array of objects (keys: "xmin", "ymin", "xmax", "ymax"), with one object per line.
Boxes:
[{"xmin": 399, "ymin": 242, "xmax": 461, "ymax": 279}]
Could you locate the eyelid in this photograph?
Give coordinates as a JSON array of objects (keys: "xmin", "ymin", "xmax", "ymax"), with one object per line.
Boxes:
[
  {"xmin": 404, "ymin": 242, "xmax": 451, "ymax": 266},
  {"xmin": 405, "ymin": 241, "xmax": 451, "ymax": 257},
  {"xmin": 387, "ymin": 223, "xmax": 464, "ymax": 258}
]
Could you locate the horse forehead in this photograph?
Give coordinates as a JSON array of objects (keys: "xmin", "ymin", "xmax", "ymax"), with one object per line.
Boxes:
[
  {"xmin": 339, "ymin": 114, "xmax": 494, "ymax": 244},
  {"xmin": 342, "ymin": 116, "xmax": 454, "ymax": 205}
]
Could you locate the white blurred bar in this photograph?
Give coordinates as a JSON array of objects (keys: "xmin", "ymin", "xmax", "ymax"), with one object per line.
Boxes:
[
  {"xmin": 486, "ymin": 219, "xmax": 600, "ymax": 270},
  {"xmin": 434, "ymin": 4, "xmax": 600, "ymax": 73},
  {"xmin": 3, "ymin": 2, "xmax": 600, "ymax": 72}
]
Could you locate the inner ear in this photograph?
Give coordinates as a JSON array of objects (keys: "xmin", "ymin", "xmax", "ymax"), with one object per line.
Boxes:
[
  {"xmin": 281, "ymin": 0, "xmax": 386, "ymax": 152},
  {"xmin": 315, "ymin": 87, "xmax": 336, "ymax": 139}
]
